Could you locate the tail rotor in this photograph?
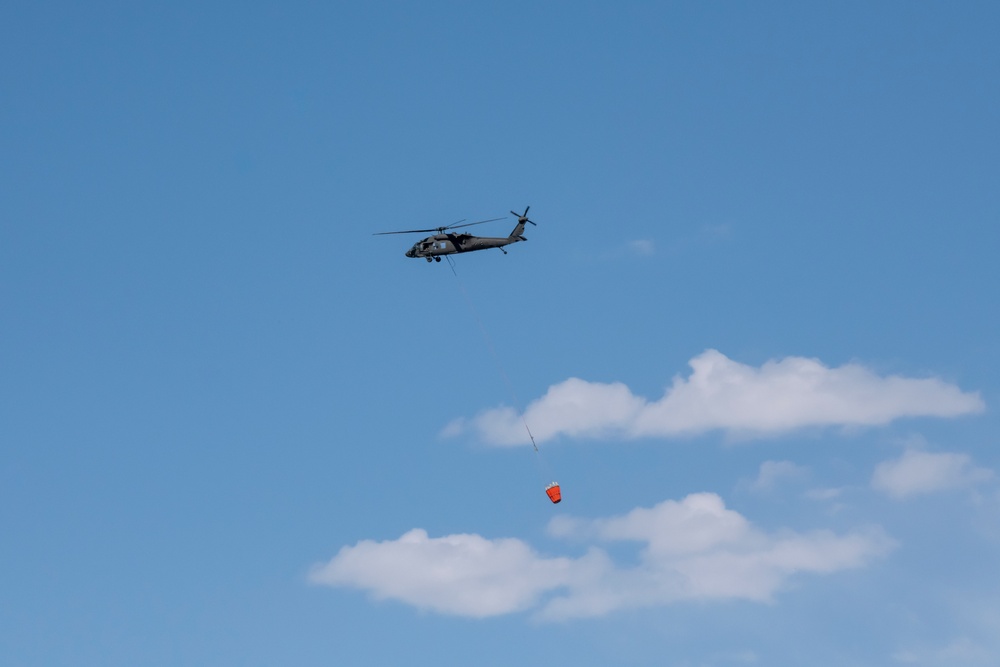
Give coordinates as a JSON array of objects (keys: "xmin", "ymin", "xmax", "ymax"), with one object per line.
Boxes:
[{"xmin": 510, "ymin": 206, "xmax": 536, "ymax": 226}]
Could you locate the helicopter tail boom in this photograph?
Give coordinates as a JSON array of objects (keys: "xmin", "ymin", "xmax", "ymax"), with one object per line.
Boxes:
[
  {"xmin": 508, "ymin": 205, "xmax": 535, "ymax": 242},
  {"xmin": 508, "ymin": 221, "xmax": 528, "ymax": 242}
]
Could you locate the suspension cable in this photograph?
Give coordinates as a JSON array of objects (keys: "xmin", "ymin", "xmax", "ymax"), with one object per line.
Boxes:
[{"xmin": 447, "ymin": 256, "xmax": 539, "ymax": 452}]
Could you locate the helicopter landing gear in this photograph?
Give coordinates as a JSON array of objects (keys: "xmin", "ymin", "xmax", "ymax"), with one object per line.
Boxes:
[
  {"xmin": 434, "ymin": 256, "xmax": 442, "ymax": 262},
  {"xmin": 426, "ymin": 257, "xmax": 433, "ymax": 262},
  {"xmin": 499, "ymin": 248, "xmax": 507, "ymax": 255}
]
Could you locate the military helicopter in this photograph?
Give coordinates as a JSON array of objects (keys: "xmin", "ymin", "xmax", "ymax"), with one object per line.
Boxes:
[{"xmin": 375, "ymin": 206, "xmax": 536, "ymax": 262}]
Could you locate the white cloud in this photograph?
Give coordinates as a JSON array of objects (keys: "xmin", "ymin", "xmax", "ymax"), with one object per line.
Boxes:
[
  {"xmin": 892, "ymin": 595, "xmax": 1000, "ymax": 665},
  {"xmin": 446, "ymin": 350, "xmax": 984, "ymax": 446},
  {"xmin": 872, "ymin": 449, "xmax": 994, "ymax": 499},
  {"xmin": 596, "ymin": 239, "xmax": 656, "ymax": 260},
  {"xmin": 701, "ymin": 223, "xmax": 733, "ymax": 241},
  {"xmin": 805, "ymin": 487, "xmax": 845, "ymax": 501},
  {"xmin": 311, "ymin": 493, "xmax": 894, "ymax": 620},
  {"xmin": 308, "ymin": 528, "xmax": 581, "ymax": 617},
  {"xmin": 894, "ymin": 637, "xmax": 997, "ymax": 666},
  {"xmin": 628, "ymin": 239, "xmax": 655, "ymax": 256},
  {"xmin": 748, "ymin": 460, "xmax": 808, "ymax": 491}
]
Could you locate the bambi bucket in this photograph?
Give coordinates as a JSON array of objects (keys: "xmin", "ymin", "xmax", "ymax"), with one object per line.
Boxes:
[{"xmin": 545, "ymin": 482, "xmax": 562, "ymax": 504}]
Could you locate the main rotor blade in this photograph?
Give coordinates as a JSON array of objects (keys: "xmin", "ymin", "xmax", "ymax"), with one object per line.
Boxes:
[
  {"xmin": 373, "ymin": 228, "xmax": 441, "ymax": 235},
  {"xmin": 373, "ymin": 216, "xmax": 504, "ymax": 236},
  {"xmin": 444, "ymin": 217, "xmax": 504, "ymax": 231}
]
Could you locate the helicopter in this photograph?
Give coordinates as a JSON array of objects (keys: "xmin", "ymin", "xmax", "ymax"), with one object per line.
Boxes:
[{"xmin": 374, "ymin": 206, "xmax": 536, "ymax": 262}]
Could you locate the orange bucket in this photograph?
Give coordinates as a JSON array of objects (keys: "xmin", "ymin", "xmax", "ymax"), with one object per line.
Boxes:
[{"xmin": 545, "ymin": 482, "xmax": 562, "ymax": 504}]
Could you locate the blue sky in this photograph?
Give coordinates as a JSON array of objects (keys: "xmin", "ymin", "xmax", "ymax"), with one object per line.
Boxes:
[{"xmin": 3, "ymin": 2, "xmax": 999, "ymax": 665}]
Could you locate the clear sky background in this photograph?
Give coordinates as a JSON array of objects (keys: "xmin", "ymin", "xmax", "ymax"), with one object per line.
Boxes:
[{"xmin": 3, "ymin": 2, "xmax": 999, "ymax": 665}]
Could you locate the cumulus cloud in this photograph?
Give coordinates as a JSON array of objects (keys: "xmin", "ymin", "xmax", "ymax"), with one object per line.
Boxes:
[
  {"xmin": 308, "ymin": 529, "xmax": 581, "ymax": 617},
  {"xmin": 445, "ymin": 350, "xmax": 984, "ymax": 446},
  {"xmin": 872, "ymin": 450, "xmax": 994, "ymax": 499},
  {"xmin": 310, "ymin": 493, "xmax": 894, "ymax": 620}
]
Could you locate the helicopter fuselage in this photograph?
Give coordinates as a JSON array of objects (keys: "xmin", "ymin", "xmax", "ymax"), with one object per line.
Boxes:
[
  {"xmin": 405, "ymin": 232, "xmax": 525, "ymax": 261},
  {"xmin": 376, "ymin": 207, "xmax": 534, "ymax": 263}
]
